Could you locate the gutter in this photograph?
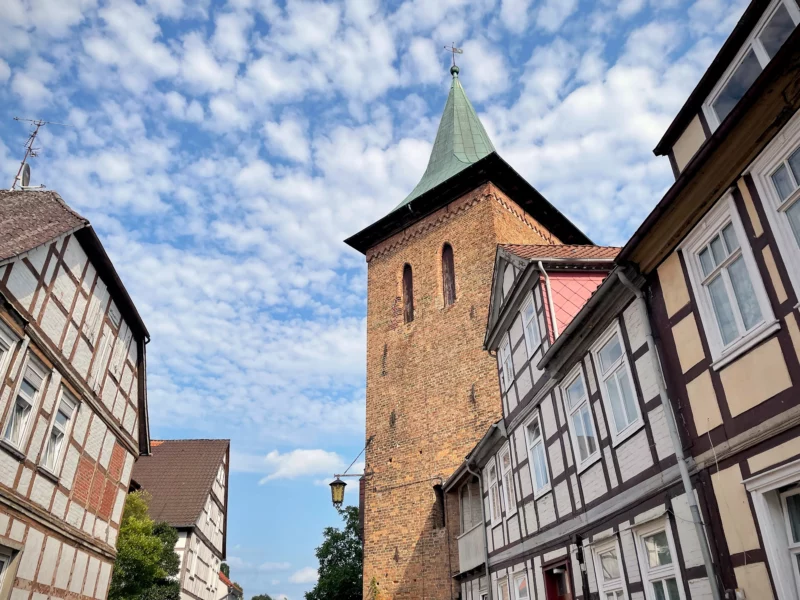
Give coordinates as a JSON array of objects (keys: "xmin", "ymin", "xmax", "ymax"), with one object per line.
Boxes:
[
  {"xmin": 465, "ymin": 459, "xmax": 492, "ymax": 600},
  {"xmin": 616, "ymin": 272, "xmax": 723, "ymax": 600},
  {"xmin": 538, "ymin": 261, "xmax": 559, "ymax": 339}
]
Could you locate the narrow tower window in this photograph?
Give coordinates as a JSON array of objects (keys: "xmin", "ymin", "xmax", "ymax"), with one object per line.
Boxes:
[
  {"xmin": 403, "ymin": 264, "xmax": 414, "ymax": 323},
  {"xmin": 442, "ymin": 243, "xmax": 456, "ymax": 306}
]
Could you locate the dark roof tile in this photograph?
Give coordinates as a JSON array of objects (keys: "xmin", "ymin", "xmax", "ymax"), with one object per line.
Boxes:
[{"xmin": 501, "ymin": 244, "xmax": 620, "ymax": 261}]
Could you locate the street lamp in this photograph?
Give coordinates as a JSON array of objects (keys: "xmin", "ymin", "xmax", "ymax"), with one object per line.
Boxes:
[{"xmin": 330, "ymin": 478, "xmax": 346, "ymax": 509}]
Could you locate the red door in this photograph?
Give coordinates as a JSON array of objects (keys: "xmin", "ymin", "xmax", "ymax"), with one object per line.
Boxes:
[{"xmin": 543, "ymin": 562, "xmax": 573, "ymax": 600}]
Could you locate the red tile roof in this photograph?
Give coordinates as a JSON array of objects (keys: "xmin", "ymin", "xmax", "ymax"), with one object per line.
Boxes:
[
  {"xmin": 131, "ymin": 439, "xmax": 229, "ymax": 528},
  {"xmin": 0, "ymin": 190, "xmax": 87, "ymax": 262},
  {"xmin": 501, "ymin": 244, "xmax": 620, "ymax": 261},
  {"xmin": 548, "ymin": 272, "xmax": 610, "ymax": 332}
]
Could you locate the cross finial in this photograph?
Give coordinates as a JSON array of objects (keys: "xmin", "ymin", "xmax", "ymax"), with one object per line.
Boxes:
[{"xmin": 444, "ymin": 43, "xmax": 463, "ymax": 76}]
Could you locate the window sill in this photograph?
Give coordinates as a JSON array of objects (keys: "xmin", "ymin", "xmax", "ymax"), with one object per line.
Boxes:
[
  {"xmin": 610, "ymin": 420, "xmax": 645, "ymax": 449},
  {"xmin": 710, "ymin": 319, "xmax": 781, "ymax": 371},
  {"xmin": 0, "ymin": 440, "xmax": 25, "ymax": 461},
  {"xmin": 575, "ymin": 452, "xmax": 602, "ymax": 475},
  {"xmin": 456, "ymin": 522, "xmax": 483, "ymax": 540},
  {"xmin": 36, "ymin": 465, "xmax": 60, "ymax": 485},
  {"xmin": 533, "ymin": 484, "xmax": 552, "ymax": 501}
]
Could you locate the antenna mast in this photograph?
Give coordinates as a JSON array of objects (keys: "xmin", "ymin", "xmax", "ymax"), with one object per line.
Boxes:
[{"xmin": 9, "ymin": 117, "xmax": 70, "ymax": 191}]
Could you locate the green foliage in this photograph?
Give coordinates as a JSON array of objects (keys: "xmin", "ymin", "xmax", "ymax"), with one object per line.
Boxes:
[
  {"xmin": 220, "ymin": 563, "xmax": 230, "ymax": 578},
  {"xmin": 367, "ymin": 577, "xmax": 380, "ymax": 599},
  {"xmin": 305, "ymin": 506, "xmax": 362, "ymax": 600},
  {"xmin": 109, "ymin": 491, "xmax": 181, "ymax": 600},
  {"xmin": 251, "ymin": 595, "xmax": 273, "ymax": 600}
]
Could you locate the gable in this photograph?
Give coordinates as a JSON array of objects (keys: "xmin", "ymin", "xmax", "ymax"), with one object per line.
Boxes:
[{"xmin": 548, "ymin": 272, "xmax": 609, "ymax": 334}]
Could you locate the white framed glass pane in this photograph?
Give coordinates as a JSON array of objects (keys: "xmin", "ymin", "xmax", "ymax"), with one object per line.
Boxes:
[
  {"xmin": 644, "ymin": 531, "xmax": 673, "ymax": 568},
  {"xmin": 728, "ymin": 256, "xmax": 762, "ymax": 330},
  {"xmin": 5, "ymin": 400, "xmax": 31, "ymax": 444},
  {"xmin": 44, "ymin": 430, "xmax": 64, "ymax": 469},
  {"xmin": 533, "ymin": 444, "xmax": 548, "ymax": 489},
  {"xmin": 653, "ymin": 581, "xmax": 666, "ymax": 600},
  {"xmin": 516, "ymin": 576, "xmax": 529, "ymax": 598},
  {"xmin": 699, "ymin": 248, "xmax": 714, "ymax": 276},
  {"xmin": 773, "ymin": 163, "xmax": 795, "ymax": 200},
  {"xmin": 787, "ymin": 199, "xmax": 800, "ymax": 246},
  {"xmin": 789, "ymin": 147, "xmax": 800, "ymax": 182},
  {"xmin": 581, "ymin": 407, "xmax": 598, "ymax": 455},
  {"xmin": 566, "ymin": 376, "xmax": 586, "ymax": 409},
  {"xmin": 786, "ymin": 493, "xmax": 800, "ymax": 543},
  {"xmin": 759, "ymin": 4, "xmax": 795, "ymax": 59},
  {"xmin": 606, "ymin": 378, "xmax": 627, "ymax": 433},
  {"xmin": 710, "ymin": 235, "xmax": 726, "ymax": 263},
  {"xmin": 707, "ymin": 274, "xmax": 739, "ymax": 345},
  {"xmin": 600, "ymin": 550, "xmax": 620, "ymax": 580},
  {"xmin": 616, "ymin": 369, "xmax": 638, "ymax": 426},
  {"xmin": 713, "ymin": 49, "xmax": 762, "ymax": 122},
  {"xmin": 529, "ymin": 420, "xmax": 542, "ymax": 442},
  {"xmin": 572, "ymin": 411, "xmax": 588, "ymax": 460},
  {"xmin": 598, "ymin": 336, "xmax": 623, "ymax": 373},
  {"xmin": 665, "ymin": 578, "xmax": 680, "ymax": 600},
  {"xmin": 722, "ymin": 223, "xmax": 739, "ymax": 252},
  {"xmin": 19, "ymin": 380, "xmax": 36, "ymax": 400}
]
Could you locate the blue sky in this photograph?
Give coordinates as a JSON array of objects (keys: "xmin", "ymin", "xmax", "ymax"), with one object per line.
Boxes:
[{"xmin": 0, "ymin": 0, "xmax": 746, "ymax": 597}]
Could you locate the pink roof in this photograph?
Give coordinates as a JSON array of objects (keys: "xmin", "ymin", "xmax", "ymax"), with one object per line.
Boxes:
[{"xmin": 548, "ymin": 272, "xmax": 610, "ymax": 332}]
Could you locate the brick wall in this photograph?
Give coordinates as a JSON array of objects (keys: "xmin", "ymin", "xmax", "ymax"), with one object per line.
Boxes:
[{"xmin": 362, "ymin": 182, "xmax": 557, "ymax": 599}]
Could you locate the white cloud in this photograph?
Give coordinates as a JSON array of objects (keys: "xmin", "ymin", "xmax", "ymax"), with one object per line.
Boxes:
[
  {"xmin": 288, "ymin": 567, "xmax": 318, "ymax": 584},
  {"xmin": 212, "ymin": 11, "xmax": 253, "ymax": 62},
  {"xmin": 499, "ymin": 0, "xmax": 533, "ymax": 33},
  {"xmin": 259, "ymin": 449, "xmax": 345, "ymax": 483},
  {"xmin": 536, "ymin": 0, "xmax": 578, "ymax": 33},
  {"xmin": 0, "ymin": 59, "xmax": 10, "ymax": 83},
  {"xmin": 264, "ymin": 117, "xmax": 311, "ymax": 163},
  {"xmin": 181, "ymin": 31, "xmax": 237, "ymax": 93},
  {"xmin": 460, "ymin": 38, "xmax": 510, "ymax": 102}
]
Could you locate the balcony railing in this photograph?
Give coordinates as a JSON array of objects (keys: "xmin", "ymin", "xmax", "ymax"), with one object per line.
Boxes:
[{"xmin": 457, "ymin": 522, "xmax": 484, "ymax": 573}]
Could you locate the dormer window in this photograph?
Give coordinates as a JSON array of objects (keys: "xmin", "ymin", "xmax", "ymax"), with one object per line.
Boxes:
[{"xmin": 704, "ymin": 0, "xmax": 799, "ymax": 127}]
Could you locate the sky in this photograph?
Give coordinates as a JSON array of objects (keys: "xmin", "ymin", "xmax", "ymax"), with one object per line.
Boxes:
[{"xmin": 0, "ymin": 0, "xmax": 748, "ymax": 597}]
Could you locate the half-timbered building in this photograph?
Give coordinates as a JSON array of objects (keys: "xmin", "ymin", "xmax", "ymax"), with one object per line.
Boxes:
[{"xmin": 0, "ymin": 190, "xmax": 150, "ymax": 600}]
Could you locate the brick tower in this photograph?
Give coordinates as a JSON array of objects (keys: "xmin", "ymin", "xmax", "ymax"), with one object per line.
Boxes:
[{"xmin": 345, "ymin": 65, "xmax": 591, "ymax": 599}]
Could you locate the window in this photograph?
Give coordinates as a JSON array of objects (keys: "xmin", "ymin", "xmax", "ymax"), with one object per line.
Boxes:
[
  {"xmin": 635, "ymin": 522, "xmax": 684, "ymax": 600},
  {"xmin": 524, "ymin": 413, "xmax": 550, "ymax": 495},
  {"xmin": 562, "ymin": 369, "xmax": 599, "ymax": 469},
  {"xmin": 513, "ymin": 572, "xmax": 530, "ymax": 600},
  {"xmin": 781, "ymin": 488, "xmax": 800, "ymax": 594},
  {"xmin": 593, "ymin": 325, "xmax": 641, "ymax": 444},
  {"xmin": 488, "ymin": 463, "xmax": 502, "ymax": 524},
  {"xmin": 593, "ymin": 539, "xmax": 627, "ymax": 600},
  {"xmin": 460, "ymin": 477, "xmax": 482, "ymax": 533},
  {"xmin": 442, "ymin": 243, "xmax": 456, "ymax": 306},
  {"xmin": 403, "ymin": 264, "xmax": 414, "ymax": 323},
  {"xmin": 0, "ymin": 324, "xmax": 18, "ymax": 383},
  {"xmin": 190, "ymin": 537, "xmax": 199, "ymax": 578},
  {"xmin": 500, "ymin": 445, "xmax": 516, "ymax": 516},
  {"xmin": 521, "ymin": 294, "xmax": 541, "ymax": 356},
  {"xmin": 498, "ymin": 577, "xmax": 510, "ymax": 600},
  {"xmin": 680, "ymin": 195, "xmax": 775, "ymax": 364},
  {"xmin": 3, "ymin": 359, "xmax": 46, "ymax": 449},
  {"xmin": 42, "ymin": 389, "xmax": 77, "ymax": 473},
  {"xmin": 499, "ymin": 336, "xmax": 514, "ymax": 391},
  {"xmin": 704, "ymin": 0, "xmax": 799, "ymax": 127}
]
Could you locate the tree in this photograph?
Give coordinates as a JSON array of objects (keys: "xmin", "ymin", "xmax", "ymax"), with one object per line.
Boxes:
[
  {"xmin": 305, "ymin": 506, "xmax": 362, "ymax": 600},
  {"xmin": 220, "ymin": 563, "xmax": 230, "ymax": 578},
  {"xmin": 109, "ymin": 491, "xmax": 181, "ymax": 600},
  {"xmin": 251, "ymin": 595, "xmax": 273, "ymax": 600}
]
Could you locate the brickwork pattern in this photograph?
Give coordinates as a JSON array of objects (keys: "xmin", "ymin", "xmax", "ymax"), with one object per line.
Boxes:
[{"xmin": 362, "ymin": 183, "xmax": 557, "ymax": 599}]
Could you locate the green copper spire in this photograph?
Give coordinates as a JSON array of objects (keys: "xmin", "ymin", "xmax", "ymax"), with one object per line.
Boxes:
[{"xmin": 395, "ymin": 66, "xmax": 495, "ymax": 209}]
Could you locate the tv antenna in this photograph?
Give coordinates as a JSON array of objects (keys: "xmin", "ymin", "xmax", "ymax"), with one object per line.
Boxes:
[{"xmin": 9, "ymin": 117, "xmax": 71, "ymax": 191}]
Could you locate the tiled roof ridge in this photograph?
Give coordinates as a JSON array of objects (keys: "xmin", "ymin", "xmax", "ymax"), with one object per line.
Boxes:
[
  {"xmin": 151, "ymin": 438, "xmax": 230, "ymax": 442},
  {"xmin": 500, "ymin": 243, "xmax": 622, "ymax": 250}
]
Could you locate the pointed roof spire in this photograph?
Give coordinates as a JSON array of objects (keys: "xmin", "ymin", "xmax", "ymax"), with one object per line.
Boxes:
[{"xmin": 395, "ymin": 66, "xmax": 496, "ymax": 209}]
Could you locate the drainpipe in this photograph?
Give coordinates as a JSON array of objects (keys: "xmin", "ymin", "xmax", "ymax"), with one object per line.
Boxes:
[
  {"xmin": 465, "ymin": 461, "xmax": 493, "ymax": 600},
  {"xmin": 537, "ymin": 261, "xmax": 559, "ymax": 339},
  {"xmin": 617, "ymin": 271, "xmax": 722, "ymax": 600}
]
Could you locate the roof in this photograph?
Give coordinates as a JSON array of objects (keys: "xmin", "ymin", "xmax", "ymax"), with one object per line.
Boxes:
[
  {"xmin": 0, "ymin": 190, "xmax": 87, "ymax": 262},
  {"xmin": 131, "ymin": 439, "xmax": 229, "ymax": 528},
  {"xmin": 500, "ymin": 244, "xmax": 620, "ymax": 261},
  {"xmin": 0, "ymin": 190, "xmax": 149, "ymax": 340},
  {"xmin": 653, "ymin": 0, "xmax": 772, "ymax": 155},
  {"xmin": 219, "ymin": 571, "xmax": 240, "ymax": 590},
  {"xmin": 396, "ymin": 68, "xmax": 495, "ymax": 209}
]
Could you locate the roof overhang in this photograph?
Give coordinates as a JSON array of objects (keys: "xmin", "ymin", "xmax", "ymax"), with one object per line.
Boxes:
[
  {"xmin": 344, "ymin": 152, "xmax": 592, "ymax": 255},
  {"xmin": 444, "ymin": 420, "xmax": 507, "ymax": 492},
  {"xmin": 654, "ymin": 0, "xmax": 773, "ymax": 155},
  {"xmin": 619, "ymin": 26, "xmax": 800, "ymax": 272}
]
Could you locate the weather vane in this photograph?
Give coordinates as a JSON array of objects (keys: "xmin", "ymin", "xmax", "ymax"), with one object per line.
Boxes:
[{"xmin": 444, "ymin": 43, "xmax": 463, "ymax": 68}]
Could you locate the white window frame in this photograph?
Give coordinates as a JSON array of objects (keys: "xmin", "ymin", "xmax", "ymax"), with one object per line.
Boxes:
[
  {"xmin": 189, "ymin": 536, "xmax": 199, "ymax": 579},
  {"xmin": 487, "ymin": 460, "xmax": 502, "ymax": 526},
  {"xmin": 592, "ymin": 537, "xmax": 628, "ymax": 600},
  {"xmin": 745, "ymin": 459, "xmax": 800, "ymax": 600},
  {"xmin": 497, "ymin": 576, "xmax": 511, "ymax": 600},
  {"xmin": 499, "ymin": 443, "xmax": 517, "ymax": 517},
  {"xmin": 634, "ymin": 519, "xmax": 686, "ymax": 600},
  {"xmin": 561, "ymin": 365, "xmax": 600, "ymax": 472},
  {"xmin": 0, "ymin": 323, "xmax": 19, "ymax": 385},
  {"xmin": 591, "ymin": 323, "xmax": 643, "ymax": 447},
  {"xmin": 41, "ymin": 387, "xmax": 78, "ymax": 475},
  {"xmin": 499, "ymin": 335, "xmax": 514, "ymax": 391},
  {"xmin": 680, "ymin": 194, "xmax": 777, "ymax": 368},
  {"xmin": 2, "ymin": 356, "xmax": 47, "ymax": 451},
  {"xmin": 459, "ymin": 477, "xmax": 482, "ymax": 534},
  {"xmin": 703, "ymin": 0, "xmax": 800, "ymax": 130},
  {"xmin": 749, "ymin": 109, "xmax": 800, "ymax": 301},
  {"xmin": 521, "ymin": 293, "xmax": 541, "ymax": 357},
  {"xmin": 523, "ymin": 411, "xmax": 551, "ymax": 498},
  {"xmin": 512, "ymin": 571, "xmax": 530, "ymax": 600},
  {"xmin": 781, "ymin": 488, "xmax": 800, "ymax": 596}
]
